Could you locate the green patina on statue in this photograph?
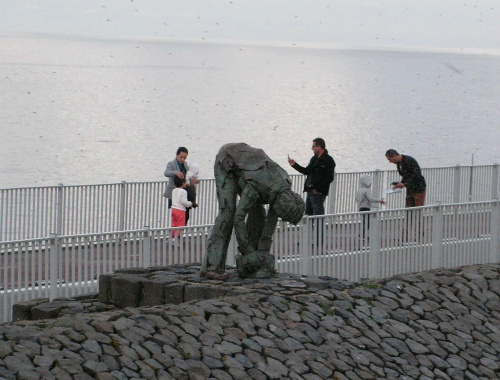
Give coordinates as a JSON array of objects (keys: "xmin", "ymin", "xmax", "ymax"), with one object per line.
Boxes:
[{"xmin": 200, "ymin": 143, "xmax": 305, "ymax": 279}]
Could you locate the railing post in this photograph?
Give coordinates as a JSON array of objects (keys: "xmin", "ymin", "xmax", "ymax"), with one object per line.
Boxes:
[
  {"xmin": 453, "ymin": 165, "xmax": 461, "ymax": 203},
  {"xmin": 468, "ymin": 165, "xmax": 474, "ymax": 202},
  {"xmin": 368, "ymin": 210, "xmax": 381, "ymax": 279},
  {"xmin": 492, "ymin": 164, "xmax": 499, "ymax": 200},
  {"xmin": 373, "ymin": 169, "xmax": 381, "ymax": 201},
  {"xmin": 55, "ymin": 183, "xmax": 64, "ymax": 236},
  {"xmin": 143, "ymin": 226, "xmax": 151, "ymax": 268},
  {"xmin": 49, "ymin": 233, "xmax": 59, "ymax": 301},
  {"xmin": 431, "ymin": 201, "xmax": 444, "ymax": 269},
  {"xmin": 300, "ymin": 216, "xmax": 311, "ymax": 275},
  {"xmin": 118, "ymin": 181, "xmax": 127, "ymax": 232},
  {"xmin": 0, "ymin": 189, "xmax": 3, "ymax": 242},
  {"xmin": 490, "ymin": 199, "xmax": 500, "ymax": 263},
  {"xmin": 328, "ymin": 180, "xmax": 337, "ymax": 214}
]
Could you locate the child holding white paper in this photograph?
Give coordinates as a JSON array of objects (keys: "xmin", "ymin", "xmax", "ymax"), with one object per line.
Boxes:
[{"xmin": 356, "ymin": 175, "xmax": 386, "ymax": 240}]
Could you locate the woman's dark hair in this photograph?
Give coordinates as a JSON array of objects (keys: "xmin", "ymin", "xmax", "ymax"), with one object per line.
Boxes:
[
  {"xmin": 176, "ymin": 147, "xmax": 188, "ymax": 155},
  {"xmin": 313, "ymin": 138, "xmax": 326, "ymax": 150},
  {"xmin": 174, "ymin": 176, "xmax": 185, "ymax": 187}
]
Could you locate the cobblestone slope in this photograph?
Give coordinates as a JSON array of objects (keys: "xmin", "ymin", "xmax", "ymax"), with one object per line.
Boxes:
[{"xmin": 1, "ymin": 264, "xmax": 500, "ymax": 379}]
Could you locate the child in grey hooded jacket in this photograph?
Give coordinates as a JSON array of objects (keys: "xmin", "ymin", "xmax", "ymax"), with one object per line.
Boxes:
[
  {"xmin": 356, "ymin": 175, "xmax": 385, "ymax": 210},
  {"xmin": 356, "ymin": 174, "xmax": 385, "ymax": 239}
]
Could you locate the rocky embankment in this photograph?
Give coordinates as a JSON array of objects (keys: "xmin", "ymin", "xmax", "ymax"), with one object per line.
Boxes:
[{"xmin": 1, "ymin": 264, "xmax": 500, "ymax": 379}]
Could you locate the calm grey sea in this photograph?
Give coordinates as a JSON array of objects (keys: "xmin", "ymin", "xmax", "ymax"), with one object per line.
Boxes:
[{"xmin": 1, "ymin": 34, "xmax": 499, "ymax": 188}]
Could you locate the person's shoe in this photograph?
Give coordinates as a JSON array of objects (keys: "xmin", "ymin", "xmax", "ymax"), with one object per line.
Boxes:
[{"xmin": 171, "ymin": 237, "xmax": 180, "ymax": 246}]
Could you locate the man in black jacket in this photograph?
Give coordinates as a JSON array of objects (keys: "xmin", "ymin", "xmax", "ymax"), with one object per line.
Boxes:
[
  {"xmin": 288, "ymin": 137, "xmax": 336, "ymax": 216},
  {"xmin": 386, "ymin": 149, "xmax": 426, "ymax": 207}
]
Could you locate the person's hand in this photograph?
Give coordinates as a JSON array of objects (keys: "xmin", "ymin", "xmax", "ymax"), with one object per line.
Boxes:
[
  {"xmin": 192, "ymin": 202, "xmax": 198, "ymax": 208},
  {"xmin": 381, "ymin": 199, "xmax": 386, "ymax": 206},
  {"xmin": 312, "ymin": 189, "xmax": 318, "ymax": 195},
  {"xmin": 176, "ymin": 172, "xmax": 184, "ymax": 178},
  {"xmin": 288, "ymin": 158, "xmax": 295, "ymax": 166}
]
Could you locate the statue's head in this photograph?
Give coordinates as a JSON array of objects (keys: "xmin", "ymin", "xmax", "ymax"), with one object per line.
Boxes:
[{"xmin": 273, "ymin": 189, "xmax": 305, "ymax": 225}]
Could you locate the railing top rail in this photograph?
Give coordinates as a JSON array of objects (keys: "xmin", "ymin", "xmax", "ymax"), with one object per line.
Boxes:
[
  {"xmin": 295, "ymin": 198, "xmax": 500, "ymax": 219},
  {"xmin": 2, "ymin": 164, "xmax": 497, "ymax": 191},
  {"xmin": 151, "ymin": 224, "xmax": 215, "ymax": 232},
  {"xmin": 0, "ymin": 236, "xmax": 50, "ymax": 245},
  {"xmin": 47, "ymin": 223, "xmax": 217, "ymax": 241},
  {"xmin": 0, "ymin": 184, "xmax": 63, "ymax": 191}
]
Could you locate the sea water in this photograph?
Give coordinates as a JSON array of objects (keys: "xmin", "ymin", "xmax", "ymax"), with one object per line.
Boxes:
[{"xmin": 1, "ymin": 34, "xmax": 499, "ymax": 188}]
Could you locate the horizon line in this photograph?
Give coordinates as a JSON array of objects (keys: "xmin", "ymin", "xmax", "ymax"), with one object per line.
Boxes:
[{"xmin": 2, "ymin": 31, "xmax": 499, "ymax": 57}]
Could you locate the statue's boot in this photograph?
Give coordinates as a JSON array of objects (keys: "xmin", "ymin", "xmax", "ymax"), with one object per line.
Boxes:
[{"xmin": 235, "ymin": 251, "xmax": 276, "ymax": 279}]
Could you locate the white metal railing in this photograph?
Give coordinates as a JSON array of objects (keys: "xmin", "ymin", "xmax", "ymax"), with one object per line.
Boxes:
[
  {"xmin": 1, "ymin": 164, "xmax": 499, "ymax": 242},
  {"xmin": 273, "ymin": 199, "xmax": 499, "ymax": 278},
  {"xmin": 1, "ymin": 199, "xmax": 499, "ymax": 323},
  {"xmin": 0, "ymin": 223, "xmax": 234, "ymax": 323}
]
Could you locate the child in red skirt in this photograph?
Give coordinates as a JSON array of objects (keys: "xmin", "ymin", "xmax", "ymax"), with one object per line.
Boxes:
[{"xmin": 171, "ymin": 176, "xmax": 196, "ymax": 243}]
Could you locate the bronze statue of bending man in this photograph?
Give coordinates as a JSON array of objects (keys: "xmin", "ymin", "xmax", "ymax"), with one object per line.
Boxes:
[{"xmin": 201, "ymin": 143, "xmax": 305, "ymax": 279}]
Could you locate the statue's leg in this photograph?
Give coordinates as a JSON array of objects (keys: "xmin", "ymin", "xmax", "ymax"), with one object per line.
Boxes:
[
  {"xmin": 202, "ymin": 164, "xmax": 238, "ymax": 273},
  {"xmin": 246, "ymin": 204, "xmax": 266, "ymax": 251},
  {"xmin": 236, "ymin": 204, "xmax": 276, "ymax": 279}
]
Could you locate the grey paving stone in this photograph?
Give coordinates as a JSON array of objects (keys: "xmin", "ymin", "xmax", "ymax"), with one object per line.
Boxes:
[
  {"xmin": 81, "ymin": 340, "xmax": 102, "ymax": 355},
  {"xmin": 112, "ymin": 317, "xmax": 136, "ymax": 331},
  {"xmin": 136, "ymin": 359, "xmax": 156, "ymax": 379},
  {"xmin": 51, "ymin": 367, "xmax": 73, "ymax": 380},
  {"xmin": 256, "ymin": 357, "xmax": 288, "ymax": 379},
  {"xmin": 117, "ymin": 355, "xmax": 139, "ymax": 371},
  {"xmin": 55, "ymin": 359, "xmax": 83, "ymax": 375},
  {"xmin": 33, "ymin": 354, "xmax": 55, "ymax": 367},
  {"xmin": 81, "ymin": 360, "xmax": 109, "ymax": 376},
  {"xmin": 202, "ymin": 355, "xmax": 224, "ymax": 369},
  {"xmin": 247, "ymin": 367, "xmax": 266, "ymax": 380},
  {"xmin": 214, "ymin": 340, "xmax": 242, "ymax": 355},
  {"xmin": 307, "ymin": 360, "xmax": 333, "ymax": 378},
  {"xmin": 101, "ymin": 355, "xmax": 120, "ymax": 371},
  {"xmin": 210, "ymin": 369, "xmax": 232, "ymax": 380},
  {"xmin": 94, "ymin": 374, "xmax": 117, "ymax": 380},
  {"xmin": 34, "ymin": 367, "xmax": 56, "ymax": 380},
  {"xmin": 283, "ymin": 337, "xmax": 305, "ymax": 351},
  {"xmin": 121, "ymin": 367, "xmax": 140, "ymax": 378},
  {"xmin": 405, "ymin": 338, "xmax": 430, "ymax": 354}
]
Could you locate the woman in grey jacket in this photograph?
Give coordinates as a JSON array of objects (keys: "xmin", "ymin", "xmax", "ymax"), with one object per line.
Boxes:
[{"xmin": 164, "ymin": 147, "xmax": 189, "ymax": 208}]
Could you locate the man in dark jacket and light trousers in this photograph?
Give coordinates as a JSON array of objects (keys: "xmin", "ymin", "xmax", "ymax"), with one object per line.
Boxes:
[
  {"xmin": 385, "ymin": 149, "xmax": 426, "ymax": 207},
  {"xmin": 288, "ymin": 137, "xmax": 336, "ymax": 216}
]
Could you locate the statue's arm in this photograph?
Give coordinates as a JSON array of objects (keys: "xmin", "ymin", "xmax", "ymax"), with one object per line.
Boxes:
[
  {"xmin": 234, "ymin": 184, "xmax": 259, "ymax": 256},
  {"xmin": 258, "ymin": 208, "xmax": 278, "ymax": 252}
]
